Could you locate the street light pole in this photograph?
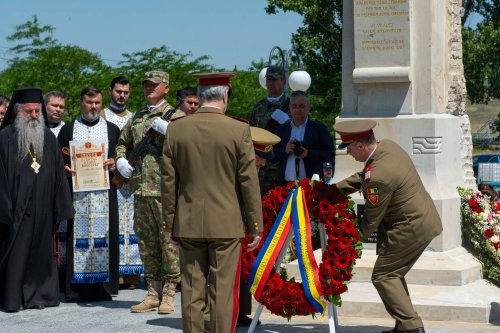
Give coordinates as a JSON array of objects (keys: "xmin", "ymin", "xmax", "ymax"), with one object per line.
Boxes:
[{"xmin": 259, "ymin": 45, "xmax": 312, "ymax": 92}]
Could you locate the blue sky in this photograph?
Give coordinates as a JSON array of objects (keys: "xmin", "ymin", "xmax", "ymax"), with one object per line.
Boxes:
[{"xmin": 0, "ymin": 0, "xmax": 303, "ymax": 71}]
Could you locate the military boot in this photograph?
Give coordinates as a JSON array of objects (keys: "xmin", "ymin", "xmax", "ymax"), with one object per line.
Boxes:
[
  {"xmin": 130, "ymin": 280, "xmax": 161, "ymax": 313},
  {"xmin": 158, "ymin": 282, "xmax": 176, "ymax": 314}
]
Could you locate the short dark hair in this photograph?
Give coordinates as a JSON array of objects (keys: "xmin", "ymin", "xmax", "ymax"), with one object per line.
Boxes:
[
  {"xmin": 290, "ymin": 90, "xmax": 311, "ymax": 105},
  {"xmin": 80, "ymin": 86, "xmax": 102, "ymax": 100},
  {"xmin": 478, "ymin": 183, "xmax": 498, "ymax": 202},
  {"xmin": 0, "ymin": 94, "xmax": 10, "ymax": 106},
  {"xmin": 176, "ymin": 86, "xmax": 198, "ymax": 101},
  {"xmin": 110, "ymin": 76, "xmax": 130, "ymax": 89},
  {"xmin": 43, "ymin": 91, "xmax": 66, "ymax": 105}
]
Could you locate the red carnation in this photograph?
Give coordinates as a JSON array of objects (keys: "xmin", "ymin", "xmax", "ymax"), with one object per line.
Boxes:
[
  {"xmin": 468, "ymin": 198, "xmax": 479, "ymax": 208},
  {"xmin": 484, "ymin": 229, "xmax": 494, "ymax": 238}
]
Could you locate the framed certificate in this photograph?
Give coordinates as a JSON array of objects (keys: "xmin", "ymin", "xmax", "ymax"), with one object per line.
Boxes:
[{"xmin": 70, "ymin": 139, "xmax": 110, "ymax": 192}]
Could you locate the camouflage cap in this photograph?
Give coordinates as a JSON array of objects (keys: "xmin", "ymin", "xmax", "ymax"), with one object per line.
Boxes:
[
  {"xmin": 143, "ymin": 70, "xmax": 169, "ymax": 84},
  {"xmin": 265, "ymin": 66, "xmax": 285, "ymax": 79}
]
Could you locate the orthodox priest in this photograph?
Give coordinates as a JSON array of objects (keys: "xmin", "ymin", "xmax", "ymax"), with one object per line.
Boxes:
[
  {"xmin": 58, "ymin": 86, "xmax": 121, "ymax": 301},
  {"xmin": 0, "ymin": 87, "xmax": 74, "ymax": 312}
]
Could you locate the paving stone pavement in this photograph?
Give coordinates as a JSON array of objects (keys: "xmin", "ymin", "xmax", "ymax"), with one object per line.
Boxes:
[{"xmin": 1, "ymin": 284, "xmax": 500, "ymax": 333}]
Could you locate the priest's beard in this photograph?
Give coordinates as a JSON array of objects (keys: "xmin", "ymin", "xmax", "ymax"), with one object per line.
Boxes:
[{"xmin": 14, "ymin": 114, "xmax": 45, "ymax": 163}]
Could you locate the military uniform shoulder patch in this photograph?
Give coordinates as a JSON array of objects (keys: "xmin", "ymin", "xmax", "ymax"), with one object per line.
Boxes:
[
  {"xmin": 364, "ymin": 164, "xmax": 372, "ymax": 182},
  {"xmin": 367, "ymin": 187, "xmax": 379, "ymax": 205}
]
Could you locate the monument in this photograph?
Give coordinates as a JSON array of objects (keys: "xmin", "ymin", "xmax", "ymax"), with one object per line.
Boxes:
[
  {"xmin": 287, "ymin": 0, "xmax": 500, "ymax": 325},
  {"xmin": 337, "ymin": 0, "xmax": 474, "ymax": 251}
]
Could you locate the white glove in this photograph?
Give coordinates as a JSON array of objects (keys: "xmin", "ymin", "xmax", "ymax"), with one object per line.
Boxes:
[
  {"xmin": 116, "ymin": 157, "xmax": 134, "ymax": 179},
  {"xmin": 151, "ymin": 118, "xmax": 169, "ymax": 135},
  {"xmin": 311, "ymin": 174, "xmax": 320, "ymax": 182},
  {"xmin": 271, "ymin": 109, "xmax": 290, "ymax": 124}
]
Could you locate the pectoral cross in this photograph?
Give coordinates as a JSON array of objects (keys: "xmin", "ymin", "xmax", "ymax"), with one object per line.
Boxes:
[
  {"xmin": 29, "ymin": 148, "xmax": 40, "ymax": 174},
  {"xmin": 31, "ymin": 160, "xmax": 40, "ymax": 174}
]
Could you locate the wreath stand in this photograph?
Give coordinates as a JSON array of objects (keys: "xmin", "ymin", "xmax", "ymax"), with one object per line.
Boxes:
[{"xmin": 247, "ymin": 223, "xmax": 339, "ymax": 333}]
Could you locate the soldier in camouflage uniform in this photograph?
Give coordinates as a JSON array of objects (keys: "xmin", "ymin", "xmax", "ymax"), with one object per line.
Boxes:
[
  {"xmin": 115, "ymin": 70, "xmax": 184, "ymax": 314},
  {"xmin": 247, "ymin": 65, "xmax": 290, "ymax": 196}
]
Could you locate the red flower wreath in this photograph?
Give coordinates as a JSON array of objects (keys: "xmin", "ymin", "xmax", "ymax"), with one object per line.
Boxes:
[{"xmin": 241, "ymin": 178, "xmax": 362, "ymax": 319}]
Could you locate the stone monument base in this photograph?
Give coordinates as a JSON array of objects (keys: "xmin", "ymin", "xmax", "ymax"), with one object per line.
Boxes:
[
  {"xmin": 334, "ymin": 114, "xmax": 468, "ymax": 252},
  {"xmin": 286, "ymin": 247, "xmax": 500, "ymax": 323}
]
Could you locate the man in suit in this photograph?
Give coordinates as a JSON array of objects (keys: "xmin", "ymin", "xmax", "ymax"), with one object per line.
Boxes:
[
  {"xmin": 161, "ymin": 72, "xmax": 263, "ymax": 333},
  {"xmin": 333, "ymin": 119, "xmax": 443, "ymax": 333},
  {"xmin": 273, "ymin": 90, "xmax": 335, "ymax": 185}
]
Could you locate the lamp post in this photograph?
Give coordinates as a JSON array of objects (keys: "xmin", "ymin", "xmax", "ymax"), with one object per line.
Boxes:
[{"xmin": 258, "ymin": 46, "xmax": 312, "ymax": 92}]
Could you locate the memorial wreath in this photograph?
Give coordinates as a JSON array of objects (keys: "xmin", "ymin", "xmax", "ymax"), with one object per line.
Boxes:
[{"xmin": 241, "ymin": 179, "xmax": 363, "ymax": 319}]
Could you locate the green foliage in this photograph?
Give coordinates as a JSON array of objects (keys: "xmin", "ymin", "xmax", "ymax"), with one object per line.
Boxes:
[
  {"xmin": 458, "ymin": 187, "xmax": 500, "ymax": 287},
  {"xmin": 227, "ymin": 70, "xmax": 267, "ymax": 118},
  {"xmin": 462, "ymin": 0, "xmax": 500, "ymax": 104},
  {"xmin": 463, "ymin": 22, "xmax": 500, "ymax": 104},
  {"xmin": 5, "ymin": 15, "xmax": 57, "ymax": 57},
  {"xmin": 0, "ymin": 15, "xmax": 113, "ymax": 120},
  {"xmin": 266, "ymin": 0, "xmax": 343, "ymax": 123},
  {"xmin": 115, "ymin": 46, "xmax": 214, "ymax": 111}
]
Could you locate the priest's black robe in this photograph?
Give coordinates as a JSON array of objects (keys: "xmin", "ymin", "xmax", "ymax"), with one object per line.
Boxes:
[
  {"xmin": 57, "ymin": 118, "xmax": 121, "ymax": 301},
  {"xmin": 0, "ymin": 126, "xmax": 74, "ymax": 312}
]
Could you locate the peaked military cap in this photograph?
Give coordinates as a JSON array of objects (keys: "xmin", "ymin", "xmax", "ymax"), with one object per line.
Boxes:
[
  {"xmin": 192, "ymin": 72, "xmax": 236, "ymax": 86},
  {"xmin": 333, "ymin": 119, "xmax": 377, "ymax": 149},
  {"xmin": 250, "ymin": 126, "xmax": 280, "ymax": 159}
]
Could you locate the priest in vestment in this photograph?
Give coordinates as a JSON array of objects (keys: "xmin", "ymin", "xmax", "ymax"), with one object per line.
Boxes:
[
  {"xmin": 58, "ymin": 86, "xmax": 121, "ymax": 301},
  {"xmin": 0, "ymin": 87, "xmax": 74, "ymax": 312}
]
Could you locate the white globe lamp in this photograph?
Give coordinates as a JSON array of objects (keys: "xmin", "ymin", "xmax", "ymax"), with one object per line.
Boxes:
[
  {"xmin": 289, "ymin": 70, "xmax": 311, "ymax": 91},
  {"xmin": 258, "ymin": 67, "xmax": 268, "ymax": 89}
]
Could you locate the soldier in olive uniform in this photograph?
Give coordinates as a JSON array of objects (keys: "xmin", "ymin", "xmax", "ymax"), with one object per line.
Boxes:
[
  {"xmin": 161, "ymin": 72, "xmax": 263, "ymax": 333},
  {"xmin": 333, "ymin": 120, "xmax": 442, "ymax": 333},
  {"xmin": 247, "ymin": 65, "xmax": 290, "ymax": 196},
  {"xmin": 115, "ymin": 70, "xmax": 184, "ymax": 314}
]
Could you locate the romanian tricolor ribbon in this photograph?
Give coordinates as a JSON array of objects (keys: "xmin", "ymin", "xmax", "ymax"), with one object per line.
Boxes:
[
  {"xmin": 248, "ymin": 190, "xmax": 294, "ymax": 299},
  {"xmin": 291, "ymin": 187, "xmax": 326, "ymax": 313},
  {"xmin": 248, "ymin": 188, "xmax": 326, "ymax": 314}
]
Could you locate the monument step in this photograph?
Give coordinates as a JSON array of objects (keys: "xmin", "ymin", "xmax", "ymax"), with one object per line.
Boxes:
[
  {"xmin": 250, "ymin": 279, "xmax": 500, "ymax": 324},
  {"xmin": 335, "ymin": 279, "xmax": 500, "ymax": 323},
  {"xmin": 286, "ymin": 247, "xmax": 483, "ymax": 286}
]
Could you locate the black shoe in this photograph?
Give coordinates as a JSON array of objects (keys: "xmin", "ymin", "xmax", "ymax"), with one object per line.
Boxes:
[
  {"xmin": 204, "ymin": 320, "xmax": 211, "ymax": 333},
  {"xmin": 26, "ymin": 305, "xmax": 45, "ymax": 310},
  {"xmin": 383, "ymin": 328, "xmax": 425, "ymax": 333},
  {"xmin": 237, "ymin": 315, "xmax": 261, "ymax": 327}
]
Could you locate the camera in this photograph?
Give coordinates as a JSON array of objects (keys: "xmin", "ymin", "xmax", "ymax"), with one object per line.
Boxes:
[{"xmin": 293, "ymin": 140, "xmax": 305, "ymax": 156}]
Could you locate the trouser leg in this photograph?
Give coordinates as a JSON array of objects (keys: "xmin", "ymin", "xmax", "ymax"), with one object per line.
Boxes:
[
  {"xmin": 208, "ymin": 238, "xmax": 242, "ymax": 333},
  {"xmin": 149, "ymin": 197, "xmax": 180, "ymax": 284},
  {"xmin": 372, "ymin": 241, "xmax": 429, "ymax": 331},
  {"xmin": 133, "ymin": 197, "xmax": 162, "ymax": 282},
  {"xmin": 179, "ymin": 238, "xmax": 209, "ymax": 333}
]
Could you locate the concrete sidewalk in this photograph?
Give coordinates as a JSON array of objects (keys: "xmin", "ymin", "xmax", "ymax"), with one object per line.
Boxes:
[{"xmin": 1, "ymin": 286, "xmax": 500, "ymax": 333}]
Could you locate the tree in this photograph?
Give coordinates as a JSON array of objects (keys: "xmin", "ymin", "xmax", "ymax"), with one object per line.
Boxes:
[
  {"xmin": 265, "ymin": 0, "xmax": 498, "ymax": 123},
  {"xmin": 462, "ymin": 0, "xmax": 499, "ymax": 104},
  {"xmin": 115, "ymin": 46, "xmax": 214, "ymax": 111},
  {"xmin": 265, "ymin": 0, "xmax": 343, "ymax": 124},
  {"xmin": 0, "ymin": 15, "xmax": 112, "ymax": 119}
]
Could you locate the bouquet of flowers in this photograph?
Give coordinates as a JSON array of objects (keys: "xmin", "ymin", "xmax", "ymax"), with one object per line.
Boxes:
[{"xmin": 457, "ymin": 187, "xmax": 500, "ymax": 286}]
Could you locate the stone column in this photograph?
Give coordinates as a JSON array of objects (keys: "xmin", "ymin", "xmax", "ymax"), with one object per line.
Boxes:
[{"xmin": 338, "ymin": 0, "xmax": 474, "ymax": 251}]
